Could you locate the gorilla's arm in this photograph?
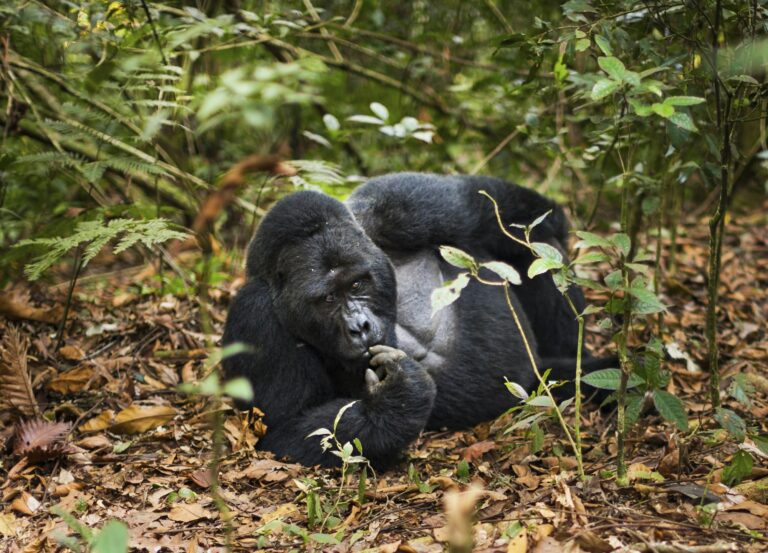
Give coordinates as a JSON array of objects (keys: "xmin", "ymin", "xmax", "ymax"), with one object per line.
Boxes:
[
  {"xmin": 223, "ymin": 280, "xmax": 436, "ymax": 469},
  {"xmin": 260, "ymin": 357, "xmax": 436, "ymax": 469},
  {"xmin": 347, "ymin": 173, "xmax": 569, "ymax": 258}
]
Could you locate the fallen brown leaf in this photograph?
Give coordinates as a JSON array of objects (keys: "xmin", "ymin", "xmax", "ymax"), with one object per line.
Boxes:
[
  {"xmin": 11, "ymin": 492, "xmax": 40, "ymax": 516},
  {"xmin": 110, "ymin": 404, "xmax": 176, "ymax": 434},
  {"xmin": 47, "ymin": 366, "xmax": 95, "ymax": 393},
  {"xmin": 167, "ymin": 503, "xmax": 212, "ymax": 523},
  {"xmin": 80, "ymin": 410, "xmax": 115, "ymax": 432},
  {"xmin": 461, "ymin": 440, "xmax": 496, "ymax": 462},
  {"xmin": 59, "ymin": 345, "xmax": 85, "ymax": 361},
  {"xmin": 0, "ymin": 294, "xmax": 62, "ymax": 324}
]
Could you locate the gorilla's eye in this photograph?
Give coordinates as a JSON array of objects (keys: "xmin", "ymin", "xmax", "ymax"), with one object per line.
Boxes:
[
  {"xmin": 350, "ymin": 280, "xmax": 362, "ymax": 291},
  {"xmin": 324, "ymin": 293, "xmax": 336, "ymax": 303}
]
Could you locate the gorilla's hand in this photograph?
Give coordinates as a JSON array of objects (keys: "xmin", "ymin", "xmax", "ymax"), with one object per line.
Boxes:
[{"xmin": 364, "ymin": 344, "xmax": 406, "ymax": 393}]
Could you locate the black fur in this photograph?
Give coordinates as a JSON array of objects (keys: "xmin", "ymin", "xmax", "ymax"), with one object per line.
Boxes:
[{"xmin": 223, "ymin": 173, "xmax": 614, "ymax": 469}]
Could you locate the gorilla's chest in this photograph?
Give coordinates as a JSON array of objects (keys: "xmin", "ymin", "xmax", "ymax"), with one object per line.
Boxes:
[{"xmin": 391, "ymin": 250, "xmax": 457, "ymax": 373}]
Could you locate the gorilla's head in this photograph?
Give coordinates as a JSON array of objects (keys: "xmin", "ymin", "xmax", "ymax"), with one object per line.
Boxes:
[{"xmin": 247, "ymin": 191, "xmax": 398, "ymax": 371}]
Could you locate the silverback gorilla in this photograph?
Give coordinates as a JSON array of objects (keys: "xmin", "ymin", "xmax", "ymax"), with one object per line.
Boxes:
[{"xmin": 222, "ymin": 173, "xmax": 614, "ymax": 469}]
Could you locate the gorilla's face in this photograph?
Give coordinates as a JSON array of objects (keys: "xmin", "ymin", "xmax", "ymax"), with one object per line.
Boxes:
[{"xmin": 272, "ymin": 218, "xmax": 398, "ymax": 372}]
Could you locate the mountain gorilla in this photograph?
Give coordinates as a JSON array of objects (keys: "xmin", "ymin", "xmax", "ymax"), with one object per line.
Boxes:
[{"xmin": 223, "ymin": 173, "xmax": 613, "ymax": 469}]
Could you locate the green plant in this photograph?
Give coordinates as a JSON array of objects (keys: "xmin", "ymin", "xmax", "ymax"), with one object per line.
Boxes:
[
  {"xmin": 305, "ymin": 402, "xmax": 372, "ymax": 531},
  {"xmin": 16, "ymin": 218, "xmax": 187, "ymax": 281},
  {"xmin": 51, "ymin": 506, "xmax": 128, "ymax": 553}
]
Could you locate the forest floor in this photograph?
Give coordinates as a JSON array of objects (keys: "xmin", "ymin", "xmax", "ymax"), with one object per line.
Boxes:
[{"xmin": 1, "ymin": 200, "xmax": 767, "ymax": 553}]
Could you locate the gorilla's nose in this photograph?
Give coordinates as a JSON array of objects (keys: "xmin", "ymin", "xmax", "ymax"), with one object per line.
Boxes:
[{"xmin": 348, "ymin": 314, "xmax": 372, "ymax": 341}]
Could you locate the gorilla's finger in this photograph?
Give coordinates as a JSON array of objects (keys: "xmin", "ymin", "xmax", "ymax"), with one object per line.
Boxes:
[
  {"xmin": 365, "ymin": 368, "xmax": 380, "ymax": 389},
  {"xmin": 368, "ymin": 345, "xmax": 406, "ymax": 359}
]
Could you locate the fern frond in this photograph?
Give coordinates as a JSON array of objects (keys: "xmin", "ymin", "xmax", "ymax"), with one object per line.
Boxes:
[{"xmin": 16, "ymin": 219, "xmax": 188, "ymax": 281}]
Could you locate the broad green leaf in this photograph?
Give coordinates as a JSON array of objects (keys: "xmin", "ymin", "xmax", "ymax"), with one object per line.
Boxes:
[
  {"xmin": 610, "ymin": 233, "xmax": 631, "ymax": 255},
  {"xmin": 653, "ymin": 390, "xmax": 688, "ymax": 431},
  {"xmin": 727, "ymin": 374, "xmax": 754, "ymax": 407},
  {"xmin": 439, "ymin": 246, "xmax": 477, "ymax": 271},
  {"xmin": 575, "ymin": 38, "xmax": 590, "ymax": 52},
  {"xmin": 572, "ymin": 251, "xmax": 609, "ymax": 265},
  {"xmin": 604, "ymin": 270, "xmax": 623, "ymax": 290},
  {"xmin": 481, "ymin": 261, "xmax": 522, "ymax": 284},
  {"xmin": 722, "ymin": 450, "xmax": 753, "ymax": 486},
  {"xmin": 346, "ymin": 114, "xmax": 385, "ymax": 125},
  {"xmin": 668, "ymin": 112, "xmax": 698, "ymax": 132},
  {"xmin": 628, "ymin": 98, "xmax": 653, "ymax": 117},
  {"xmin": 369, "ymin": 102, "xmax": 389, "ymax": 121},
  {"xmin": 594, "ymin": 35, "xmax": 612, "ymax": 56},
  {"xmin": 582, "ymin": 368, "xmax": 642, "ymax": 390},
  {"xmin": 581, "ymin": 304, "xmax": 603, "ymax": 315},
  {"xmin": 222, "ymin": 378, "xmax": 254, "ymax": 401},
  {"xmin": 431, "ymin": 273, "xmax": 470, "ymax": 316},
  {"xmin": 505, "ymin": 381, "xmax": 529, "ymax": 400},
  {"xmin": 528, "ymin": 258, "xmax": 563, "ymax": 278},
  {"xmin": 714, "ymin": 407, "xmax": 746, "ymax": 442},
  {"xmin": 323, "ymin": 113, "xmax": 340, "ymax": 131},
  {"xmin": 591, "ymin": 78, "xmax": 621, "ymax": 100},
  {"xmin": 625, "ymin": 394, "xmax": 644, "ymax": 428},
  {"xmin": 91, "ymin": 521, "xmax": 129, "ymax": 553},
  {"xmin": 531, "ymin": 242, "xmax": 564, "ymax": 263},
  {"xmin": 626, "ymin": 287, "xmax": 667, "ymax": 314},
  {"xmin": 597, "ymin": 56, "xmax": 626, "ymax": 80},
  {"xmin": 574, "ymin": 231, "xmax": 612, "ymax": 249},
  {"xmin": 664, "ymin": 96, "xmax": 705, "ymax": 106},
  {"xmin": 651, "ymin": 102, "xmax": 675, "ymax": 118},
  {"xmin": 753, "ymin": 435, "xmax": 768, "ymax": 456}
]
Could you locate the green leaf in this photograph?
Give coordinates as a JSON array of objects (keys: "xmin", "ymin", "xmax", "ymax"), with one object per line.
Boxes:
[
  {"xmin": 626, "ymin": 287, "xmax": 667, "ymax": 314},
  {"xmin": 625, "ymin": 394, "xmax": 644, "ymax": 428},
  {"xmin": 668, "ymin": 112, "xmax": 698, "ymax": 132},
  {"xmin": 323, "ymin": 113, "xmax": 340, "ymax": 131},
  {"xmin": 651, "ymin": 102, "xmax": 675, "ymax": 118},
  {"xmin": 369, "ymin": 102, "xmax": 389, "ymax": 121},
  {"xmin": 480, "ymin": 261, "xmax": 521, "ymax": 285},
  {"xmin": 529, "ymin": 210, "xmax": 552, "ymax": 229},
  {"xmin": 572, "ymin": 251, "xmax": 609, "ymax": 265},
  {"xmin": 610, "ymin": 233, "xmax": 631, "ymax": 255},
  {"xmin": 439, "ymin": 246, "xmax": 478, "ymax": 271},
  {"xmin": 653, "ymin": 390, "xmax": 688, "ymax": 431},
  {"xmin": 722, "ymin": 450, "xmax": 753, "ymax": 487},
  {"xmin": 727, "ymin": 374, "xmax": 754, "ymax": 407},
  {"xmin": 346, "ymin": 114, "xmax": 385, "ymax": 125},
  {"xmin": 591, "ymin": 78, "xmax": 621, "ymax": 100},
  {"xmin": 574, "ymin": 231, "xmax": 612, "ymax": 249},
  {"xmin": 531, "ymin": 242, "xmax": 564, "ymax": 263},
  {"xmin": 528, "ymin": 258, "xmax": 563, "ymax": 278},
  {"xmin": 575, "ymin": 38, "xmax": 590, "ymax": 52},
  {"xmin": 431, "ymin": 273, "xmax": 470, "ymax": 316},
  {"xmin": 628, "ymin": 98, "xmax": 653, "ymax": 117},
  {"xmin": 91, "ymin": 521, "xmax": 129, "ymax": 553},
  {"xmin": 222, "ymin": 378, "xmax": 254, "ymax": 402},
  {"xmin": 714, "ymin": 408, "xmax": 746, "ymax": 442},
  {"xmin": 582, "ymin": 368, "xmax": 642, "ymax": 390},
  {"xmin": 597, "ymin": 56, "xmax": 626, "ymax": 80},
  {"xmin": 665, "ymin": 96, "xmax": 705, "ymax": 106},
  {"xmin": 594, "ymin": 35, "xmax": 612, "ymax": 56},
  {"xmin": 753, "ymin": 435, "xmax": 768, "ymax": 456}
]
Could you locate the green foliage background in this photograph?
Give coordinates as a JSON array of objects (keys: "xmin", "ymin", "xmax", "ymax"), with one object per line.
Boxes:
[{"xmin": 0, "ymin": 0, "xmax": 764, "ymax": 279}]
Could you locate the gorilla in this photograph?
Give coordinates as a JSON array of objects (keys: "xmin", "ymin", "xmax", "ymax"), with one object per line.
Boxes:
[{"xmin": 222, "ymin": 173, "xmax": 613, "ymax": 469}]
